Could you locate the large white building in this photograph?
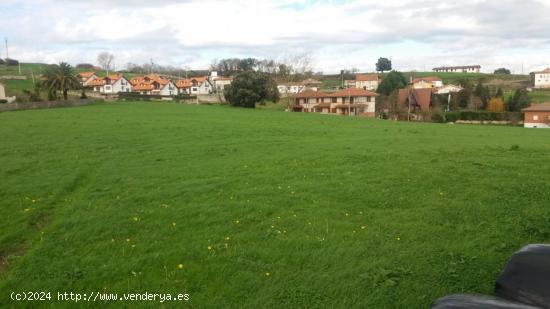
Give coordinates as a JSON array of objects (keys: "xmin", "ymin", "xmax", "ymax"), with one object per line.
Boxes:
[
  {"xmin": 433, "ymin": 65, "xmax": 481, "ymax": 73},
  {"xmin": 533, "ymin": 68, "xmax": 550, "ymax": 89}
]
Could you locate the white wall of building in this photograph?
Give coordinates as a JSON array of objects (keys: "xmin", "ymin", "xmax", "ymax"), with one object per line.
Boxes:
[
  {"xmin": 159, "ymin": 81, "xmax": 177, "ymax": 96},
  {"xmin": 534, "ymin": 73, "xmax": 550, "ymax": 88},
  {"xmin": 524, "ymin": 122, "xmax": 550, "ymax": 128}
]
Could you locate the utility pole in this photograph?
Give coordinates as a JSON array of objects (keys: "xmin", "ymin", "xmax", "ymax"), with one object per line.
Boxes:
[
  {"xmin": 4, "ymin": 37, "xmax": 8, "ymax": 60},
  {"xmin": 521, "ymin": 63, "xmax": 524, "ymax": 75}
]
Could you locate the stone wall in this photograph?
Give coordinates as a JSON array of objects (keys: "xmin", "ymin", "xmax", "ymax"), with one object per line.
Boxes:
[{"xmin": 0, "ymin": 99, "xmax": 98, "ymax": 112}]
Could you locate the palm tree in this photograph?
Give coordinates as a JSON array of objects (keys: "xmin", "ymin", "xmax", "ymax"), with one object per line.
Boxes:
[{"xmin": 42, "ymin": 62, "xmax": 81, "ymax": 100}]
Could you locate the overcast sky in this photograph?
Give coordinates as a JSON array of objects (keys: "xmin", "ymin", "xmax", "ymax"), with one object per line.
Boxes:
[{"xmin": 1, "ymin": 0, "xmax": 549, "ymax": 73}]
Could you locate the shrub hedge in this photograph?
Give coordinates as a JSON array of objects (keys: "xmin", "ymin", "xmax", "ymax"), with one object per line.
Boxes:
[
  {"xmin": 444, "ymin": 111, "xmax": 522, "ymax": 122},
  {"xmin": 118, "ymin": 92, "xmax": 197, "ymax": 102}
]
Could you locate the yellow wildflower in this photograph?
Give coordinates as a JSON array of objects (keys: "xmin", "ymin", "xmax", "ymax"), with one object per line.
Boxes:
[
  {"xmin": 208, "ymin": 245, "xmax": 213, "ymax": 251},
  {"xmin": 177, "ymin": 263, "xmax": 184, "ymax": 270},
  {"xmin": 265, "ymin": 272, "xmax": 270, "ymax": 277}
]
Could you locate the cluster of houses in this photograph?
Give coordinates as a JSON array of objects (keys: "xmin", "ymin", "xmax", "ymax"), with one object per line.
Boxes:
[
  {"xmin": 74, "ymin": 63, "xmax": 550, "ymax": 128},
  {"xmin": 289, "ymin": 73, "xmax": 464, "ymax": 118},
  {"xmin": 78, "ymin": 71, "xmax": 232, "ymax": 96}
]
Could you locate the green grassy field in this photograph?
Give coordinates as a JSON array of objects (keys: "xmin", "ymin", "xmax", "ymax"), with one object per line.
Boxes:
[
  {"xmin": 528, "ymin": 90, "xmax": 550, "ymax": 103},
  {"xmin": 1, "ymin": 102, "xmax": 550, "ymax": 308}
]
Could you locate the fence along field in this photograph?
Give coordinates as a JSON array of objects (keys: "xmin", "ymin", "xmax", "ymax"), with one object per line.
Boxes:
[{"xmin": 0, "ymin": 102, "xmax": 550, "ymax": 308}]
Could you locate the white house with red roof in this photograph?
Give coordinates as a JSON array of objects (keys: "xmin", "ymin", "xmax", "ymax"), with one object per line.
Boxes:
[
  {"xmin": 533, "ymin": 68, "xmax": 550, "ymax": 89},
  {"xmin": 355, "ymin": 74, "xmax": 379, "ymax": 90},
  {"xmin": 175, "ymin": 77, "xmax": 212, "ymax": 95},
  {"xmin": 88, "ymin": 74, "xmax": 132, "ymax": 94},
  {"xmin": 78, "ymin": 71, "xmax": 98, "ymax": 87},
  {"xmin": 130, "ymin": 74, "xmax": 177, "ymax": 96},
  {"xmin": 292, "ymin": 88, "xmax": 378, "ymax": 117}
]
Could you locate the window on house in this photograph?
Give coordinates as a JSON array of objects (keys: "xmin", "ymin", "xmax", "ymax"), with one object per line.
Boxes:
[{"xmin": 533, "ymin": 115, "xmax": 539, "ymax": 121}]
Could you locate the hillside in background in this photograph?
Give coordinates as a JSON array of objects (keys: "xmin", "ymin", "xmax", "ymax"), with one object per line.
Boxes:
[{"xmin": 2, "ymin": 63, "xmax": 550, "ymax": 104}]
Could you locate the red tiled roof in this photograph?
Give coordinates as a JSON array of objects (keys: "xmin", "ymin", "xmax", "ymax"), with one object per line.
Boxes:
[
  {"xmin": 356, "ymin": 74, "xmax": 378, "ymax": 82},
  {"xmin": 87, "ymin": 79, "xmax": 105, "ymax": 86},
  {"xmin": 534, "ymin": 68, "xmax": 550, "ymax": 74},
  {"xmin": 131, "ymin": 74, "xmax": 170, "ymax": 86},
  {"xmin": 522, "ymin": 103, "xmax": 550, "ymax": 112},
  {"xmin": 175, "ymin": 80, "xmax": 192, "ymax": 88},
  {"xmin": 294, "ymin": 88, "xmax": 378, "ymax": 99},
  {"xmin": 293, "ymin": 89, "xmax": 328, "ymax": 98},
  {"xmin": 78, "ymin": 71, "xmax": 96, "ymax": 78},
  {"xmin": 398, "ymin": 88, "xmax": 434, "ymax": 111},
  {"xmin": 87, "ymin": 74, "xmax": 125, "ymax": 86},
  {"xmin": 328, "ymin": 88, "xmax": 379, "ymax": 97},
  {"xmin": 133, "ymin": 83, "xmax": 154, "ymax": 91},
  {"xmin": 175, "ymin": 77, "xmax": 208, "ymax": 88}
]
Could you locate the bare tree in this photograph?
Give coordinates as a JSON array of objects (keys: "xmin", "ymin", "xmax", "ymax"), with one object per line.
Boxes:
[
  {"xmin": 97, "ymin": 52, "xmax": 114, "ymax": 74},
  {"xmin": 282, "ymin": 53, "xmax": 313, "ymax": 78},
  {"xmin": 277, "ymin": 53, "xmax": 315, "ymax": 109}
]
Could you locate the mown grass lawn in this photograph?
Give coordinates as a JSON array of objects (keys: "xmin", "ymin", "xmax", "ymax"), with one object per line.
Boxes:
[{"xmin": 1, "ymin": 102, "xmax": 550, "ymax": 308}]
